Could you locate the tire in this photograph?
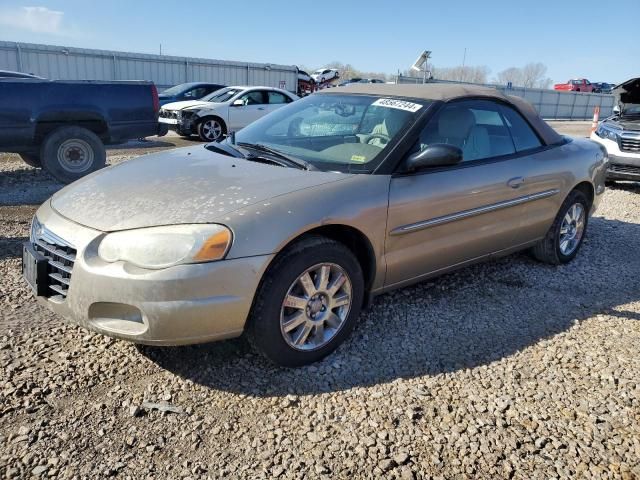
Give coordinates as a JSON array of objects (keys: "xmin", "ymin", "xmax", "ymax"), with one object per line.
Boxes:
[
  {"xmin": 19, "ymin": 152, "xmax": 41, "ymax": 168},
  {"xmin": 531, "ymin": 189, "xmax": 590, "ymax": 265},
  {"xmin": 197, "ymin": 117, "xmax": 226, "ymax": 142},
  {"xmin": 246, "ymin": 235, "xmax": 364, "ymax": 367},
  {"xmin": 40, "ymin": 126, "xmax": 106, "ymax": 184}
]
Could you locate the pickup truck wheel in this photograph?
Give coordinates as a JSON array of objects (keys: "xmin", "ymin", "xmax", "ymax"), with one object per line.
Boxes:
[
  {"xmin": 40, "ymin": 126, "xmax": 106, "ymax": 183},
  {"xmin": 19, "ymin": 153, "xmax": 41, "ymax": 168},
  {"xmin": 197, "ymin": 117, "xmax": 226, "ymax": 142}
]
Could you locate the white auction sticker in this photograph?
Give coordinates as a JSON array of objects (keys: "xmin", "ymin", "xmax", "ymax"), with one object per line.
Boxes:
[{"xmin": 371, "ymin": 98, "xmax": 423, "ymax": 112}]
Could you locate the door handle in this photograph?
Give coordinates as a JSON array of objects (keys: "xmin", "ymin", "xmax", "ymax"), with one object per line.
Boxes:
[
  {"xmin": 507, "ymin": 177, "xmax": 525, "ymax": 189},
  {"xmin": 257, "ymin": 107, "xmax": 265, "ymax": 111}
]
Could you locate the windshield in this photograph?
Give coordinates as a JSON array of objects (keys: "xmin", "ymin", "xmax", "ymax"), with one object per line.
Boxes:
[
  {"xmin": 231, "ymin": 94, "xmax": 428, "ymax": 173},
  {"xmin": 202, "ymin": 87, "xmax": 243, "ymax": 103},
  {"xmin": 160, "ymin": 84, "xmax": 193, "ymax": 96}
]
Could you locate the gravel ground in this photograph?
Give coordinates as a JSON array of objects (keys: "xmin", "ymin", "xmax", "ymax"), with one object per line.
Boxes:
[{"xmin": 1, "ymin": 127, "xmax": 639, "ymax": 479}]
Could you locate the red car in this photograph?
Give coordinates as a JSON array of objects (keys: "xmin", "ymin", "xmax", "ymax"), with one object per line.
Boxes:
[{"xmin": 554, "ymin": 79, "xmax": 595, "ymax": 93}]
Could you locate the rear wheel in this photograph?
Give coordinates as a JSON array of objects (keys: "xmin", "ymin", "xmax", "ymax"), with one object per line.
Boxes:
[
  {"xmin": 197, "ymin": 117, "xmax": 226, "ymax": 142},
  {"xmin": 19, "ymin": 153, "xmax": 41, "ymax": 168},
  {"xmin": 246, "ymin": 236, "xmax": 364, "ymax": 367},
  {"xmin": 531, "ymin": 190, "xmax": 589, "ymax": 264},
  {"xmin": 40, "ymin": 126, "xmax": 106, "ymax": 183}
]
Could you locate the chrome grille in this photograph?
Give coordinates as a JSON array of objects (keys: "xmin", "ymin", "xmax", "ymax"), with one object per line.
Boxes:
[
  {"xmin": 609, "ymin": 164, "xmax": 640, "ymax": 176},
  {"xmin": 31, "ymin": 218, "xmax": 76, "ymax": 299},
  {"xmin": 619, "ymin": 136, "xmax": 640, "ymax": 153}
]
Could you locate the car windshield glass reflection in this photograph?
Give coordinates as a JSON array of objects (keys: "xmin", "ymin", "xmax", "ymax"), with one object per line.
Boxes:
[
  {"xmin": 230, "ymin": 94, "xmax": 427, "ymax": 173},
  {"xmin": 160, "ymin": 84, "xmax": 191, "ymax": 96},
  {"xmin": 202, "ymin": 88, "xmax": 242, "ymax": 103}
]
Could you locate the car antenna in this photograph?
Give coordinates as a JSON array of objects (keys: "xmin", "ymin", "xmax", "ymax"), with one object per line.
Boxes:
[{"xmin": 230, "ymin": 131, "xmax": 236, "ymax": 145}]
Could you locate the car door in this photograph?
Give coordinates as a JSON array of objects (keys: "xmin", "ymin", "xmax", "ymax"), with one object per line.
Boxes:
[
  {"xmin": 228, "ymin": 90, "xmax": 268, "ymax": 131},
  {"xmin": 497, "ymin": 103, "xmax": 564, "ymax": 242},
  {"xmin": 0, "ymin": 80, "xmax": 38, "ymax": 146},
  {"xmin": 384, "ymin": 99, "xmax": 553, "ymax": 288}
]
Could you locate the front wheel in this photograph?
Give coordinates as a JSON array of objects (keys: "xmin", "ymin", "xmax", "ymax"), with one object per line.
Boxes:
[
  {"xmin": 197, "ymin": 117, "xmax": 226, "ymax": 142},
  {"xmin": 531, "ymin": 190, "xmax": 589, "ymax": 264},
  {"xmin": 40, "ymin": 126, "xmax": 106, "ymax": 183},
  {"xmin": 246, "ymin": 236, "xmax": 364, "ymax": 367}
]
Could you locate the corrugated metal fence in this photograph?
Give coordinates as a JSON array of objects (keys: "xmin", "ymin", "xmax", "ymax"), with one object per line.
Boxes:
[
  {"xmin": 0, "ymin": 41, "xmax": 299, "ymax": 92},
  {"xmin": 395, "ymin": 75, "xmax": 614, "ymax": 120}
]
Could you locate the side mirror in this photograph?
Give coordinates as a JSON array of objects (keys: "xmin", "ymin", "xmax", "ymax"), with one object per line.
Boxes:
[
  {"xmin": 232, "ymin": 99, "xmax": 244, "ymax": 107},
  {"xmin": 613, "ymin": 105, "xmax": 621, "ymax": 115},
  {"xmin": 405, "ymin": 144, "xmax": 463, "ymax": 171}
]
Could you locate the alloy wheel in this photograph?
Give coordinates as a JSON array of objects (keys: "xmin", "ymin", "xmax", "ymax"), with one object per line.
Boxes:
[
  {"xmin": 559, "ymin": 203, "xmax": 585, "ymax": 255},
  {"xmin": 201, "ymin": 120, "xmax": 223, "ymax": 141},
  {"xmin": 280, "ymin": 263, "xmax": 352, "ymax": 351}
]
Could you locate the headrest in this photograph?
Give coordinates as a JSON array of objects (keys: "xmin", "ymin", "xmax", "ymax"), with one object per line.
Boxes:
[{"xmin": 438, "ymin": 107, "xmax": 475, "ymax": 139}]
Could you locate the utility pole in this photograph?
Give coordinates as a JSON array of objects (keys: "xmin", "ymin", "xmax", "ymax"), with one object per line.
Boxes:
[
  {"xmin": 460, "ymin": 48, "xmax": 466, "ymax": 82},
  {"xmin": 159, "ymin": 44, "xmax": 162, "ymax": 56}
]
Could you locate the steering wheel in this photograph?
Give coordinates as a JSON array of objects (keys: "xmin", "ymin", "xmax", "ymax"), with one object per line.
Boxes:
[{"xmin": 364, "ymin": 133, "xmax": 391, "ymax": 145}]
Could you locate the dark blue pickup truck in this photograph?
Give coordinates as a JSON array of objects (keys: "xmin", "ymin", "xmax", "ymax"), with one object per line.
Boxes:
[{"xmin": 0, "ymin": 78, "xmax": 165, "ymax": 183}]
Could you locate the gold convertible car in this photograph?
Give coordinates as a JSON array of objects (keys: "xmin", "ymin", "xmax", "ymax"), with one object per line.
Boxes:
[{"xmin": 23, "ymin": 84, "xmax": 608, "ymax": 366}]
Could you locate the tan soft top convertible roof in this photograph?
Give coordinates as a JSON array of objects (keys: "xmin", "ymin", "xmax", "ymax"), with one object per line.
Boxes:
[{"xmin": 317, "ymin": 83, "xmax": 564, "ymax": 146}]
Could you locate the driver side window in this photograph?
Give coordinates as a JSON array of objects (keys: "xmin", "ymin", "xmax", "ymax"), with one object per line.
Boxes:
[{"xmin": 238, "ymin": 91, "xmax": 267, "ymax": 106}]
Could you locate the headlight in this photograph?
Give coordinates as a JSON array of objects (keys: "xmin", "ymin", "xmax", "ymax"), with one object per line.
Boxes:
[
  {"xmin": 596, "ymin": 126, "xmax": 619, "ymax": 142},
  {"xmin": 98, "ymin": 224, "xmax": 232, "ymax": 269},
  {"xmin": 175, "ymin": 110, "xmax": 182, "ymax": 120}
]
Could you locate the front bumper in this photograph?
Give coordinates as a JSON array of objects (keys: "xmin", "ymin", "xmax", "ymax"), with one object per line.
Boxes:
[
  {"xmin": 590, "ymin": 133, "xmax": 640, "ymax": 181},
  {"xmin": 30, "ymin": 202, "xmax": 273, "ymax": 345},
  {"xmin": 159, "ymin": 116, "xmax": 195, "ymax": 136}
]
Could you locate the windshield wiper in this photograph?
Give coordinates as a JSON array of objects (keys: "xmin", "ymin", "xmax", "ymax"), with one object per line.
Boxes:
[
  {"xmin": 205, "ymin": 141, "xmax": 247, "ymax": 159},
  {"xmin": 237, "ymin": 142, "xmax": 314, "ymax": 170}
]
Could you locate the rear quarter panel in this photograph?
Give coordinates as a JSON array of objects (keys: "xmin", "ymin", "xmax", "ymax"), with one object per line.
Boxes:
[
  {"xmin": 558, "ymin": 138, "xmax": 609, "ymax": 208},
  {"xmin": 521, "ymin": 137, "xmax": 607, "ymax": 240}
]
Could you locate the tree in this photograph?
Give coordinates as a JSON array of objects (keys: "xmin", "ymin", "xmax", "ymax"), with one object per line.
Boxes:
[
  {"xmin": 496, "ymin": 67, "xmax": 524, "ymax": 86},
  {"xmin": 495, "ymin": 63, "xmax": 552, "ymax": 89},
  {"xmin": 432, "ymin": 65, "xmax": 490, "ymax": 84}
]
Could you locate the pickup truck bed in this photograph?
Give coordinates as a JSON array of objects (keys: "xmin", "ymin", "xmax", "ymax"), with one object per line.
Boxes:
[{"xmin": 0, "ymin": 79, "xmax": 165, "ymax": 183}]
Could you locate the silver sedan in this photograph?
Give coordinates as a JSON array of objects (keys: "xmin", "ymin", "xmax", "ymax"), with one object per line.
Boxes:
[{"xmin": 23, "ymin": 84, "xmax": 608, "ymax": 366}]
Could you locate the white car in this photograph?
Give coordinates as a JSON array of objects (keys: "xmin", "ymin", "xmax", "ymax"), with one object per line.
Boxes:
[
  {"xmin": 311, "ymin": 68, "xmax": 340, "ymax": 84},
  {"xmin": 590, "ymin": 78, "xmax": 640, "ymax": 183},
  {"xmin": 159, "ymin": 86, "xmax": 299, "ymax": 141}
]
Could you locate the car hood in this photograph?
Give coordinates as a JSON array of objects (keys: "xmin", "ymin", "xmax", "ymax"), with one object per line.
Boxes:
[
  {"xmin": 613, "ymin": 77, "xmax": 640, "ymax": 105},
  {"xmin": 50, "ymin": 146, "xmax": 349, "ymax": 231},
  {"xmin": 162, "ymin": 100, "xmax": 213, "ymax": 111},
  {"xmin": 605, "ymin": 117, "xmax": 640, "ymax": 131}
]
